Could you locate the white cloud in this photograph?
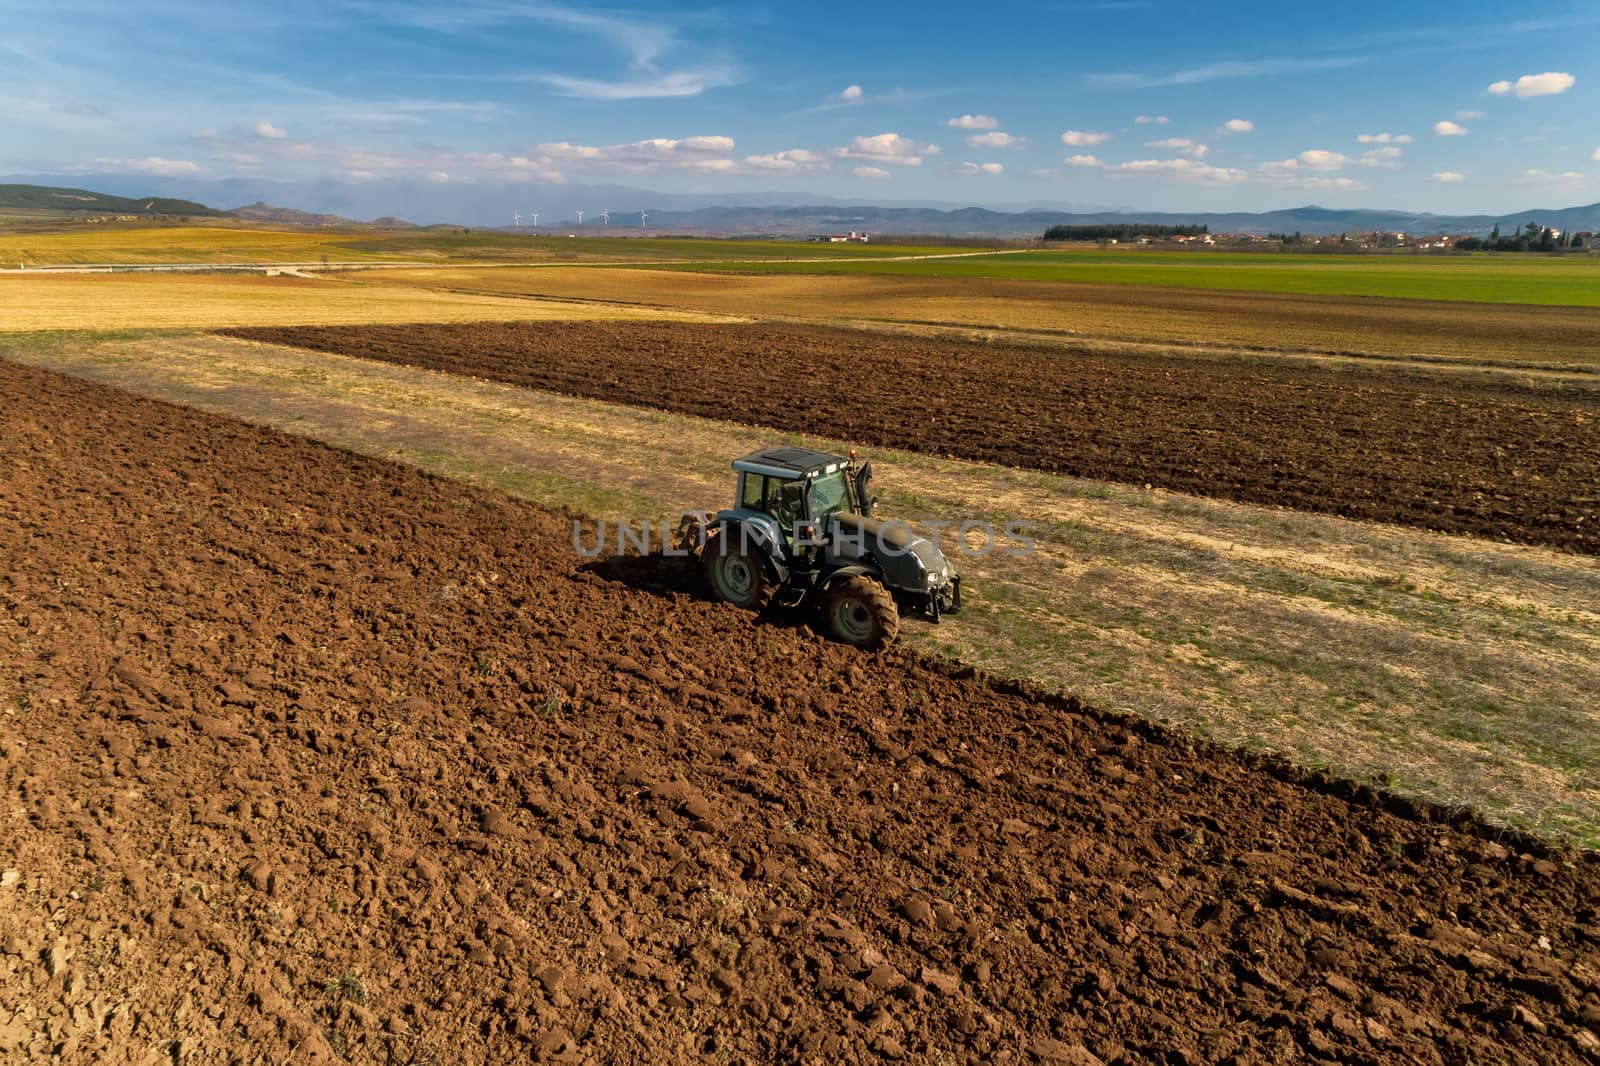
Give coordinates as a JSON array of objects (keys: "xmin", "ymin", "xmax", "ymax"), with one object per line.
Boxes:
[
  {"xmin": 947, "ymin": 114, "xmax": 998, "ymax": 129},
  {"xmin": 1295, "ymin": 176, "xmax": 1365, "ymax": 190},
  {"xmin": 1061, "ymin": 129, "xmax": 1111, "ymax": 146},
  {"xmin": 427, "ymin": 171, "xmax": 451, "ymax": 183},
  {"xmin": 345, "ymin": 170, "xmax": 376, "ymax": 181},
  {"xmin": 1299, "ymin": 149, "xmax": 1348, "ymax": 169},
  {"xmin": 1221, "ymin": 118, "xmax": 1254, "ymax": 133},
  {"xmin": 539, "ymin": 67, "xmax": 737, "ymax": 100},
  {"xmin": 94, "ymin": 156, "xmax": 203, "ymax": 175},
  {"xmin": 1455, "ymin": 110, "xmax": 1486, "ymax": 121},
  {"xmin": 743, "ymin": 148, "xmax": 828, "ymax": 171},
  {"xmin": 853, "ymin": 165, "xmax": 891, "ymax": 179},
  {"xmin": 538, "ymin": 135, "xmax": 736, "ymax": 173},
  {"xmin": 1259, "ymin": 151, "xmax": 1366, "ymax": 187},
  {"xmin": 1102, "ymin": 158, "xmax": 1248, "ymax": 184},
  {"xmin": 1359, "ymin": 146, "xmax": 1404, "ymax": 168},
  {"xmin": 254, "ymin": 121, "xmax": 287, "ymax": 139},
  {"xmin": 1358, "ymin": 132, "xmax": 1412, "ymax": 144},
  {"xmin": 1433, "ymin": 120, "xmax": 1469, "ymax": 136},
  {"xmin": 831, "ymin": 132, "xmax": 939, "ymax": 167},
  {"xmin": 1134, "ymin": 114, "xmax": 1169, "ymax": 125},
  {"xmin": 966, "ymin": 131, "xmax": 1027, "ymax": 149},
  {"xmin": 1146, "ymin": 137, "xmax": 1209, "ymax": 158},
  {"xmin": 1265, "ymin": 149, "xmax": 1348, "ymax": 171},
  {"xmin": 1592, "ymin": 147, "xmax": 1600, "ymax": 161},
  {"xmin": 834, "ymin": 84, "xmax": 863, "ymax": 104},
  {"xmin": 952, "ymin": 161, "xmax": 1004, "ymax": 175},
  {"xmin": 1064, "ymin": 154, "xmax": 1101, "ymax": 167},
  {"xmin": 1519, "ymin": 168, "xmax": 1584, "ymax": 185},
  {"xmin": 1431, "ymin": 171, "xmax": 1465, "ymax": 183},
  {"xmin": 1488, "ymin": 72, "xmax": 1575, "ymax": 98}
]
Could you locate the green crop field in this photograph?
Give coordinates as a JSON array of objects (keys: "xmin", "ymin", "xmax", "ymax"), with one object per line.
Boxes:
[
  {"xmin": 651, "ymin": 248, "xmax": 1600, "ymax": 307},
  {"xmin": 337, "ymin": 233, "xmax": 974, "ymax": 262},
  {"xmin": 0, "ymin": 223, "xmax": 977, "ymax": 267}
]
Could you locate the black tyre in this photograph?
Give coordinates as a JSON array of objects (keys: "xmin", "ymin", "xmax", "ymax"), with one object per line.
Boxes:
[
  {"xmin": 821, "ymin": 575, "xmax": 899, "ymax": 649},
  {"xmin": 703, "ymin": 531, "xmax": 774, "ymax": 611}
]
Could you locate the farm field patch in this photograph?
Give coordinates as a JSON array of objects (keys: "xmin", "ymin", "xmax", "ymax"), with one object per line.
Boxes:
[
  {"xmin": 379, "ymin": 265, "xmax": 1600, "ymax": 368},
  {"xmin": 652, "ymin": 249, "xmax": 1600, "ymax": 306},
  {"xmin": 4, "ymin": 359, "xmax": 1598, "ymax": 1064},
  {"xmin": 226, "ymin": 320, "xmax": 1600, "ymax": 554},
  {"xmin": 0, "ymin": 273, "xmax": 724, "ymax": 331},
  {"xmin": 0, "ymin": 224, "xmax": 973, "ymax": 267}
]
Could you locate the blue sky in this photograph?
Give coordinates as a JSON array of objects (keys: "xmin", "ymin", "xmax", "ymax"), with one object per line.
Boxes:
[{"xmin": 2, "ymin": 0, "xmax": 1597, "ymax": 212}]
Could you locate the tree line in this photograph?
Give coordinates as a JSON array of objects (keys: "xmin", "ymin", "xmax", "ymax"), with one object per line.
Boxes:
[
  {"xmin": 1455, "ymin": 221, "xmax": 1585, "ymax": 252},
  {"xmin": 1042, "ymin": 223, "xmax": 1209, "ymax": 241}
]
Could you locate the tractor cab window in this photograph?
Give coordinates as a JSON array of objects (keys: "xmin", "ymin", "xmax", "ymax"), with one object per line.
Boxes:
[
  {"xmin": 773, "ymin": 480, "xmax": 805, "ymax": 529},
  {"xmin": 740, "ymin": 474, "xmax": 805, "ymax": 530},
  {"xmin": 740, "ymin": 473, "xmax": 768, "ymax": 511},
  {"xmin": 806, "ymin": 470, "xmax": 856, "ymax": 519}
]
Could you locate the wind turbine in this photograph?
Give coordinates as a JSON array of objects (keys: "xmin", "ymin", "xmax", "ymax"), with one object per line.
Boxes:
[
  {"xmin": 576, "ymin": 210, "xmax": 584, "ymax": 225},
  {"xmin": 513, "ymin": 211, "xmax": 521, "ymax": 227},
  {"xmin": 639, "ymin": 210, "xmax": 648, "ymax": 227},
  {"xmin": 531, "ymin": 211, "xmax": 539, "ymax": 228},
  {"xmin": 599, "ymin": 209, "xmax": 609, "ymax": 226}
]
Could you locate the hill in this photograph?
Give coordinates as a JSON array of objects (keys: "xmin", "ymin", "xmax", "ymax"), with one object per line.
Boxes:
[
  {"xmin": 229, "ymin": 201, "xmax": 357, "ymax": 227},
  {"xmin": 0, "ymin": 183, "xmax": 224, "ymax": 218}
]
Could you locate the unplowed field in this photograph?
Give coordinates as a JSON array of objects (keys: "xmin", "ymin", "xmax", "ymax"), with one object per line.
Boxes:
[
  {"xmin": 3, "ymin": 361, "xmax": 1599, "ymax": 1064},
  {"xmin": 228, "ymin": 321, "xmax": 1600, "ymax": 554}
]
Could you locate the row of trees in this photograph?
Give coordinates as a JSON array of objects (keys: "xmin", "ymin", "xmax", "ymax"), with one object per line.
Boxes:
[
  {"xmin": 1455, "ymin": 222, "xmax": 1584, "ymax": 252},
  {"xmin": 1042, "ymin": 223, "xmax": 1209, "ymax": 241}
]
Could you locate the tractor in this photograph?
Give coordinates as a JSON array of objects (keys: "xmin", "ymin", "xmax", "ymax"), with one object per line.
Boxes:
[{"xmin": 676, "ymin": 447, "xmax": 960, "ymax": 649}]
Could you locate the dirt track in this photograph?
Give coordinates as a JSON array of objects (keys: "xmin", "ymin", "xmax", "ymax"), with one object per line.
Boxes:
[
  {"xmin": 4, "ymin": 359, "xmax": 1600, "ymax": 1063},
  {"xmin": 225, "ymin": 321, "xmax": 1600, "ymax": 554}
]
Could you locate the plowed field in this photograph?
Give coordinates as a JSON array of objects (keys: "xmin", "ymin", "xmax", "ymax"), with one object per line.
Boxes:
[
  {"xmin": 4, "ymin": 360, "xmax": 1599, "ymax": 1064},
  {"xmin": 226, "ymin": 321, "xmax": 1600, "ymax": 555}
]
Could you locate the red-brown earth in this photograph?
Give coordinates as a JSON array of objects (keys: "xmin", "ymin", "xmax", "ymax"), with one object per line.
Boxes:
[
  {"xmin": 2, "ymin": 359, "xmax": 1599, "ymax": 1064},
  {"xmin": 225, "ymin": 320, "xmax": 1600, "ymax": 555}
]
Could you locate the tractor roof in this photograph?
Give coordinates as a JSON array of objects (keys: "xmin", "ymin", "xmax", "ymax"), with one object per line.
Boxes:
[{"xmin": 732, "ymin": 446, "xmax": 848, "ymax": 480}]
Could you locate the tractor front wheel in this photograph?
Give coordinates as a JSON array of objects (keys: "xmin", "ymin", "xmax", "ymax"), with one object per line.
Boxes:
[
  {"xmin": 703, "ymin": 533, "xmax": 774, "ymax": 611},
  {"xmin": 822, "ymin": 576, "xmax": 899, "ymax": 649}
]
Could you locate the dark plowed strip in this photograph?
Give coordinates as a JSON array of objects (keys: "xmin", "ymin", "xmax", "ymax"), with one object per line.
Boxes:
[{"xmin": 224, "ymin": 321, "xmax": 1600, "ymax": 554}]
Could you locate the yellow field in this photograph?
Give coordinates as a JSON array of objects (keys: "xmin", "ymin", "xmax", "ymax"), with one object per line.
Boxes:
[
  {"xmin": 0, "ymin": 272, "xmax": 724, "ymax": 331},
  {"xmin": 378, "ymin": 264, "xmax": 1600, "ymax": 368},
  {"xmin": 0, "ymin": 225, "xmax": 409, "ymax": 266}
]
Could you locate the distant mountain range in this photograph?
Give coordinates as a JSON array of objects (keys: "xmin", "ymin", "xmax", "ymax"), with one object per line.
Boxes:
[
  {"xmin": 5, "ymin": 177, "xmax": 1599, "ymax": 238},
  {"xmin": 628, "ymin": 202, "xmax": 1600, "ymax": 238}
]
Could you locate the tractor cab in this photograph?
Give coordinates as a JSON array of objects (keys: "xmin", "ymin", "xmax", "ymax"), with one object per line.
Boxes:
[{"xmin": 729, "ymin": 446, "xmax": 873, "ymax": 550}]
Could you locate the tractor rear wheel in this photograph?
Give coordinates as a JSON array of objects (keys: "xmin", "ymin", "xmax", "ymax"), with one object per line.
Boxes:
[
  {"xmin": 822, "ymin": 575, "xmax": 899, "ymax": 649},
  {"xmin": 703, "ymin": 532, "xmax": 774, "ymax": 611}
]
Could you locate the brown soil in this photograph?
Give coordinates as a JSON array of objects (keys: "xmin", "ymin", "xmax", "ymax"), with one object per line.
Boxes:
[
  {"xmin": 225, "ymin": 321, "xmax": 1600, "ymax": 556},
  {"xmin": 4, "ymin": 360, "xmax": 1600, "ymax": 1064}
]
